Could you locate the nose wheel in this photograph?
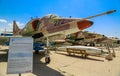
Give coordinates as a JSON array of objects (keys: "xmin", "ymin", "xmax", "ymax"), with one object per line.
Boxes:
[
  {"xmin": 45, "ymin": 37, "xmax": 51, "ymax": 64},
  {"xmin": 45, "ymin": 56, "xmax": 50, "ymax": 63},
  {"xmin": 45, "ymin": 46, "xmax": 51, "ymax": 63},
  {"xmin": 45, "ymin": 49, "xmax": 51, "ymax": 63}
]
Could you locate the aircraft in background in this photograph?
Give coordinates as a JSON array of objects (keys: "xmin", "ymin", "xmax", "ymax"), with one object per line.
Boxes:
[{"xmin": 1, "ymin": 33, "xmax": 13, "ymax": 36}]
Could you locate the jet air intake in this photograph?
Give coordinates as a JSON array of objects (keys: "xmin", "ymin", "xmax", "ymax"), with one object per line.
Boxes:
[{"xmin": 32, "ymin": 19, "xmax": 40, "ymax": 31}]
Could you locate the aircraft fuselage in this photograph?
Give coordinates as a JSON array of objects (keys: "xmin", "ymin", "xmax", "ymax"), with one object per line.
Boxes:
[{"xmin": 17, "ymin": 15, "xmax": 93, "ymax": 38}]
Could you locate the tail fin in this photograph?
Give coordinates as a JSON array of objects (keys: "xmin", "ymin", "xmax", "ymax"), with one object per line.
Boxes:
[{"xmin": 13, "ymin": 20, "xmax": 20, "ymax": 35}]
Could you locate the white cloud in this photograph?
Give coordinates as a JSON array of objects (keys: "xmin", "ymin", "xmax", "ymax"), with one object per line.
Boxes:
[
  {"xmin": 8, "ymin": 21, "xmax": 25, "ymax": 29},
  {"xmin": 16, "ymin": 21, "xmax": 25, "ymax": 28},
  {"xmin": 0, "ymin": 21, "xmax": 25, "ymax": 33},
  {"xmin": 0, "ymin": 19, "xmax": 7, "ymax": 23}
]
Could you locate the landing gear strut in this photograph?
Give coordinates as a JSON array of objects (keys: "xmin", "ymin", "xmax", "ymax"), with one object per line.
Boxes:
[{"xmin": 45, "ymin": 37, "xmax": 51, "ymax": 63}]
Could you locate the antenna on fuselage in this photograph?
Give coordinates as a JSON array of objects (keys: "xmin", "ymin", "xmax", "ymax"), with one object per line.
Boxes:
[
  {"xmin": 31, "ymin": 17, "xmax": 33, "ymax": 20},
  {"xmin": 36, "ymin": 16, "xmax": 38, "ymax": 18},
  {"xmin": 69, "ymin": 16, "xmax": 72, "ymax": 18}
]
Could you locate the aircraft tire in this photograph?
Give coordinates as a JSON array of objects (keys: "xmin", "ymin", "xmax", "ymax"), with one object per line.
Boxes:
[
  {"xmin": 45, "ymin": 57, "xmax": 50, "ymax": 64},
  {"xmin": 35, "ymin": 50, "xmax": 39, "ymax": 54}
]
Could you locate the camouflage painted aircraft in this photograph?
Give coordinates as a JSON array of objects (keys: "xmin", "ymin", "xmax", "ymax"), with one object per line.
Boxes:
[
  {"xmin": 13, "ymin": 10, "xmax": 116, "ymax": 39},
  {"xmin": 13, "ymin": 15, "xmax": 93, "ymax": 39}
]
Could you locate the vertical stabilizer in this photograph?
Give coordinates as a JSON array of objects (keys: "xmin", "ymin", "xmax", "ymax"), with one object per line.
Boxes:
[{"xmin": 13, "ymin": 20, "xmax": 20, "ymax": 35}]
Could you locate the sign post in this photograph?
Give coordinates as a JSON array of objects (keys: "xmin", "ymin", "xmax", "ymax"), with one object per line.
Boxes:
[
  {"xmin": 19, "ymin": 73, "xmax": 21, "ymax": 76},
  {"xmin": 7, "ymin": 37, "xmax": 33, "ymax": 75}
]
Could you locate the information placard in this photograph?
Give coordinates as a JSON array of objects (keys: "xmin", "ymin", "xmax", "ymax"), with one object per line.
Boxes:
[{"xmin": 7, "ymin": 37, "xmax": 33, "ymax": 74}]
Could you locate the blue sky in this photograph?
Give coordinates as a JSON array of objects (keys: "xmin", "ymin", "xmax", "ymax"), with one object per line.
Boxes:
[{"xmin": 0, "ymin": 0, "xmax": 120, "ymax": 38}]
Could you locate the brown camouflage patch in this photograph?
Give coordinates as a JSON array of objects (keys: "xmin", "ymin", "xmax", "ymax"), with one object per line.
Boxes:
[{"xmin": 46, "ymin": 24, "xmax": 70, "ymax": 33}]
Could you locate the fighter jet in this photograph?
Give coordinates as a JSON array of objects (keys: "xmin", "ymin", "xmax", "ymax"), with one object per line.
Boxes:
[
  {"xmin": 13, "ymin": 10, "xmax": 116, "ymax": 39},
  {"xmin": 13, "ymin": 15, "xmax": 93, "ymax": 39}
]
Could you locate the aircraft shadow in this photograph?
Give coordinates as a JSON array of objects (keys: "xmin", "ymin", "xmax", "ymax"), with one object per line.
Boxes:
[
  {"xmin": 56, "ymin": 52, "xmax": 104, "ymax": 62},
  {"xmin": 32, "ymin": 52, "xmax": 64, "ymax": 76},
  {"xmin": 0, "ymin": 49, "xmax": 64, "ymax": 76},
  {"xmin": 0, "ymin": 49, "xmax": 8, "ymax": 62},
  {"xmin": 0, "ymin": 49, "xmax": 8, "ymax": 52}
]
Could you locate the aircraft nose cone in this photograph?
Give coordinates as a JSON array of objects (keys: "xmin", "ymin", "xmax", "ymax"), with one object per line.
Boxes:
[{"xmin": 77, "ymin": 20, "xmax": 93, "ymax": 30}]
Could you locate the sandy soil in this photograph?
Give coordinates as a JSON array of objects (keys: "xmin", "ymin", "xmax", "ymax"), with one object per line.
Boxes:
[{"xmin": 0, "ymin": 46, "xmax": 120, "ymax": 76}]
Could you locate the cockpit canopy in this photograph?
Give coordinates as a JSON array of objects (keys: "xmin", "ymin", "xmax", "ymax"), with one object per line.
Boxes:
[{"xmin": 43, "ymin": 14, "xmax": 61, "ymax": 19}]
